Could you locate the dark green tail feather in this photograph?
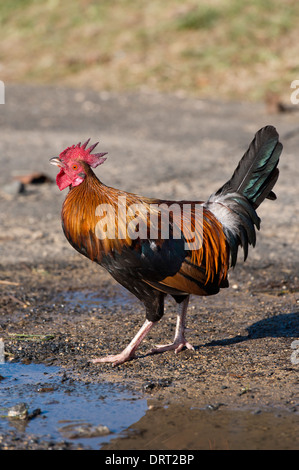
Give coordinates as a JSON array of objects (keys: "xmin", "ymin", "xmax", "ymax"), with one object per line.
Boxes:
[
  {"xmin": 216, "ymin": 125, "xmax": 282, "ymax": 207},
  {"xmin": 208, "ymin": 126, "xmax": 282, "ymax": 267}
]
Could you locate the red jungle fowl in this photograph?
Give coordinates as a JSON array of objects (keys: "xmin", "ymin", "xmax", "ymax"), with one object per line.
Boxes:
[{"xmin": 50, "ymin": 126, "xmax": 282, "ymax": 366}]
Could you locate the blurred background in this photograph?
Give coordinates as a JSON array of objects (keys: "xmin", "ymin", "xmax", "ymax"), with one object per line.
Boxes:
[
  {"xmin": 1, "ymin": 0, "xmax": 299, "ymax": 263},
  {"xmin": 1, "ymin": 0, "xmax": 298, "ymax": 102}
]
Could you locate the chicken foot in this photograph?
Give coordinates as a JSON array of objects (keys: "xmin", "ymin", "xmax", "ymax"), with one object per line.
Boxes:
[
  {"xmin": 92, "ymin": 297, "xmax": 193, "ymax": 366},
  {"xmin": 151, "ymin": 296, "xmax": 195, "ymax": 354},
  {"xmin": 92, "ymin": 319, "xmax": 155, "ymax": 366}
]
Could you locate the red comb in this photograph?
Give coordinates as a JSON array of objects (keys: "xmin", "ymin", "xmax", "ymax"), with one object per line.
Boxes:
[{"xmin": 60, "ymin": 139, "xmax": 108, "ymax": 168}]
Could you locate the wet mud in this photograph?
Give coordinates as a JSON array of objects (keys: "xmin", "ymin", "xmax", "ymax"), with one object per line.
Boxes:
[{"xmin": 0, "ymin": 260, "xmax": 298, "ymax": 449}]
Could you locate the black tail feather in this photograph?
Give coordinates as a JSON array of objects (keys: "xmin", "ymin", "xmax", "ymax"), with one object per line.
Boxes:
[
  {"xmin": 215, "ymin": 125, "xmax": 282, "ymax": 208},
  {"xmin": 207, "ymin": 126, "xmax": 282, "ymax": 267}
]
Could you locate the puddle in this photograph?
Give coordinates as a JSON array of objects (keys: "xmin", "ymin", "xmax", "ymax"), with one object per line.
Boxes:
[
  {"xmin": 0, "ymin": 362, "xmax": 146, "ymax": 449},
  {"xmin": 0, "ymin": 363, "xmax": 298, "ymax": 449},
  {"xmin": 55, "ymin": 288, "xmax": 136, "ymax": 311}
]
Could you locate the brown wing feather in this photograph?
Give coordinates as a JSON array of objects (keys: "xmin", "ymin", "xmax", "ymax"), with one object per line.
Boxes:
[
  {"xmin": 62, "ymin": 169, "xmax": 229, "ymax": 296},
  {"xmin": 144, "ymin": 207, "xmax": 229, "ymax": 296}
]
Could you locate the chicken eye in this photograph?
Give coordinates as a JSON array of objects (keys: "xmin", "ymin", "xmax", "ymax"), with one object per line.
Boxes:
[{"xmin": 72, "ymin": 164, "xmax": 78, "ymax": 170}]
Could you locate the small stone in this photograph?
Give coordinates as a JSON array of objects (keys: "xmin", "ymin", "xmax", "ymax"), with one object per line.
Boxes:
[
  {"xmin": 7, "ymin": 403, "xmax": 28, "ymax": 419},
  {"xmin": 206, "ymin": 402, "xmax": 225, "ymax": 411},
  {"xmin": 59, "ymin": 422, "xmax": 110, "ymax": 439}
]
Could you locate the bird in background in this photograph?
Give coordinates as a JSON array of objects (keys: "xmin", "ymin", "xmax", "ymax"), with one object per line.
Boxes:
[{"xmin": 50, "ymin": 125, "xmax": 282, "ymax": 366}]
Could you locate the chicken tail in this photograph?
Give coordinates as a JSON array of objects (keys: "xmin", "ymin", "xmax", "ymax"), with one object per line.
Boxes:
[{"xmin": 205, "ymin": 126, "xmax": 282, "ymax": 267}]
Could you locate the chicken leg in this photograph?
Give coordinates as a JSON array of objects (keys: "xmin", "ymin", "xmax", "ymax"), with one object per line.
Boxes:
[
  {"xmin": 151, "ymin": 296, "xmax": 194, "ymax": 354},
  {"xmin": 92, "ymin": 319, "xmax": 155, "ymax": 366}
]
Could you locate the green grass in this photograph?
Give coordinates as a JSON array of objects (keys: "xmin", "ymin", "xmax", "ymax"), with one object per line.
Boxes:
[
  {"xmin": 176, "ymin": 5, "xmax": 222, "ymax": 30},
  {"xmin": 0, "ymin": 0, "xmax": 299, "ymax": 101}
]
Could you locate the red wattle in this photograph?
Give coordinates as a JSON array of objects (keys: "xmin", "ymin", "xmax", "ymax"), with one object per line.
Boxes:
[{"xmin": 56, "ymin": 168, "xmax": 73, "ymax": 191}]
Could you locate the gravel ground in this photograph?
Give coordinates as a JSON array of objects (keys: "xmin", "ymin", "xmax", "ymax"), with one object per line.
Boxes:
[{"xmin": 0, "ymin": 85, "xmax": 298, "ymax": 449}]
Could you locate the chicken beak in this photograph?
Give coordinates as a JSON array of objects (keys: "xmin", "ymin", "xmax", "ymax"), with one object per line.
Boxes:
[{"xmin": 49, "ymin": 157, "xmax": 63, "ymax": 167}]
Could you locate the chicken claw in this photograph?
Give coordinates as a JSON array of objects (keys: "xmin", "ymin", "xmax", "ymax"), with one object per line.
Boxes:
[
  {"xmin": 151, "ymin": 297, "xmax": 195, "ymax": 355},
  {"xmin": 151, "ymin": 338, "xmax": 195, "ymax": 355},
  {"xmin": 92, "ymin": 352, "xmax": 135, "ymax": 367}
]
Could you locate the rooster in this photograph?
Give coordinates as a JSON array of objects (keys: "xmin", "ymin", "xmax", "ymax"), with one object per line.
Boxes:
[{"xmin": 50, "ymin": 126, "xmax": 282, "ymax": 366}]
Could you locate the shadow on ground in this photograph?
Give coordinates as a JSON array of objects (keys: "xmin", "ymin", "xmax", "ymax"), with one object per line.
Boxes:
[{"xmin": 206, "ymin": 312, "xmax": 299, "ymax": 348}]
